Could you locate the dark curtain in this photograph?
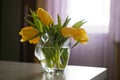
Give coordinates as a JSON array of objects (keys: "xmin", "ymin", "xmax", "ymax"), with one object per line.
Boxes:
[
  {"xmin": 109, "ymin": 0, "xmax": 120, "ymax": 80},
  {"xmin": 20, "ymin": 0, "xmax": 37, "ymax": 62},
  {"xmin": 0, "ymin": 0, "xmax": 23, "ymax": 61}
]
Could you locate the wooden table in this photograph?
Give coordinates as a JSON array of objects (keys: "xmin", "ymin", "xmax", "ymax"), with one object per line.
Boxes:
[{"xmin": 0, "ymin": 61, "xmax": 106, "ymax": 80}]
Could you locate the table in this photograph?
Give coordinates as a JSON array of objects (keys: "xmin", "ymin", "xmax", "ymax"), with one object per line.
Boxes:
[{"xmin": 0, "ymin": 61, "xmax": 106, "ymax": 80}]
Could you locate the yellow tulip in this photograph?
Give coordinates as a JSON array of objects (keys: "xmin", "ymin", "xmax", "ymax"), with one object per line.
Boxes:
[
  {"xmin": 36, "ymin": 8, "xmax": 53, "ymax": 26},
  {"xmin": 61, "ymin": 27, "xmax": 75, "ymax": 37},
  {"xmin": 19, "ymin": 26, "xmax": 40, "ymax": 44},
  {"xmin": 61, "ymin": 27, "xmax": 71, "ymax": 37},
  {"xmin": 78, "ymin": 35, "xmax": 89, "ymax": 44},
  {"xmin": 29, "ymin": 36, "xmax": 40, "ymax": 44},
  {"xmin": 72, "ymin": 28, "xmax": 88, "ymax": 44}
]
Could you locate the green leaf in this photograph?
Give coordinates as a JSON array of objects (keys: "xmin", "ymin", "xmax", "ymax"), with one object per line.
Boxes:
[
  {"xmin": 24, "ymin": 18, "xmax": 35, "ymax": 27},
  {"xmin": 29, "ymin": 9, "xmax": 36, "ymax": 17},
  {"xmin": 62, "ymin": 16, "xmax": 71, "ymax": 27},
  {"xmin": 72, "ymin": 41, "xmax": 79, "ymax": 48},
  {"xmin": 36, "ymin": 18, "xmax": 44, "ymax": 33},
  {"xmin": 57, "ymin": 14, "xmax": 62, "ymax": 27},
  {"xmin": 30, "ymin": 9, "xmax": 44, "ymax": 33},
  {"xmin": 72, "ymin": 19, "xmax": 87, "ymax": 28},
  {"xmin": 60, "ymin": 49, "xmax": 69, "ymax": 67}
]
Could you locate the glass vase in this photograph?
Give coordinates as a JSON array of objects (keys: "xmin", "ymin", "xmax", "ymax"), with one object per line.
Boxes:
[{"xmin": 34, "ymin": 39, "xmax": 71, "ymax": 73}]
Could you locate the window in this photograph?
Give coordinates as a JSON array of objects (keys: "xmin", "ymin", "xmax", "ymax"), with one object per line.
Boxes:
[{"xmin": 67, "ymin": 0, "xmax": 110, "ymax": 33}]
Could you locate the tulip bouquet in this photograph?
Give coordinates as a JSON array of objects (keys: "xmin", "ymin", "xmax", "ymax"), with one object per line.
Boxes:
[{"xmin": 19, "ymin": 8, "xmax": 88, "ymax": 72}]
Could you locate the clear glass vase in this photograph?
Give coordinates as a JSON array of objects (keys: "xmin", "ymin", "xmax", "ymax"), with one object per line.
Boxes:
[{"xmin": 34, "ymin": 39, "xmax": 71, "ymax": 73}]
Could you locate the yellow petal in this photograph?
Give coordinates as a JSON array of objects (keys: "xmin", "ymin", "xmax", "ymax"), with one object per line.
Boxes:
[
  {"xmin": 61, "ymin": 27, "xmax": 75, "ymax": 37},
  {"xmin": 19, "ymin": 26, "xmax": 40, "ymax": 43},
  {"xmin": 72, "ymin": 28, "xmax": 85, "ymax": 39},
  {"xmin": 29, "ymin": 36, "xmax": 40, "ymax": 44},
  {"xmin": 36, "ymin": 8, "xmax": 53, "ymax": 25},
  {"xmin": 72, "ymin": 28, "xmax": 88, "ymax": 44},
  {"xmin": 78, "ymin": 35, "xmax": 89, "ymax": 44}
]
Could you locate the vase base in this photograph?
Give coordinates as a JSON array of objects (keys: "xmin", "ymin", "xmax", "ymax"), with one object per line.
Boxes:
[{"xmin": 44, "ymin": 68, "xmax": 65, "ymax": 73}]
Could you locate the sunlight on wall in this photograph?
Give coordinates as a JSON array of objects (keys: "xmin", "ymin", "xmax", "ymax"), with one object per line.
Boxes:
[{"xmin": 67, "ymin": 0, "xmax": 110, "ymax": 33}]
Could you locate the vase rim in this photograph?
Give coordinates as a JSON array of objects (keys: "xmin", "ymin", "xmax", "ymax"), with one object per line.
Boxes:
[{"xmin": 39, "ymin": 46, "xmax": 70, "ymax": 48}]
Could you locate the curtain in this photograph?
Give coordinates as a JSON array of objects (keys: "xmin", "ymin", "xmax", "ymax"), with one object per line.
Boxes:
[
  {"xmin": 109, "ymin": 0, "xmax": 120, "ymax": 80},
  {"xmin": 109, "ymin": 0, "xmax": 120, "ymax": 43},
  {"xmin": 20, "ymin": 0, "xmax": 36, "ymax": 62},
  {"xmin": 70, "ymin": 33, "xmax": 114, "ymax": 80},
  {"xmin": 46, "ymin": 0, "xmax": 68, "ymax": 24},
  {"xmin": 37, "ymin": 0, "xmax": 68, "ymax": 23}
]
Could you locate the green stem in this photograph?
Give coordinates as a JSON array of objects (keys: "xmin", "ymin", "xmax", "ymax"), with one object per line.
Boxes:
[{"xmin": 56, "ymin": 47, "xmax": 61, "ymax": 69}]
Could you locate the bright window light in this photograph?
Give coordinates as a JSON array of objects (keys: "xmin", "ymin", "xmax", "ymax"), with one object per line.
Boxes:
[{"xmin": 67, "ymin": 0, "xmax": 110, "ymax": 33}]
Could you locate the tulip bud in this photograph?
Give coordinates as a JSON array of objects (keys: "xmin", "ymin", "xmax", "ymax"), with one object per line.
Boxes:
[{"xmin": 36, "ymin": 8, "xmax": 53, "ymax": 26}]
